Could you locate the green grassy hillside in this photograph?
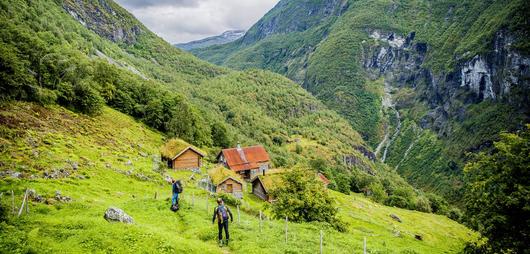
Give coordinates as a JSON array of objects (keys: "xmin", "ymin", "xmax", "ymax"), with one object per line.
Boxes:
[
  {"xmin": 0, "ymin": 0, "xmax": 437, "ymax": 208},
  {"xmin": 0, "ymin": 102, "xmax": 476, "ymax": 253}
]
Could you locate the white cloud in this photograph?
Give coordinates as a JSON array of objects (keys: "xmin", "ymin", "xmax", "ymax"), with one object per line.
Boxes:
[{"xmin": 115, "ymin": 0, "xmax": 279, "ymax": 43}]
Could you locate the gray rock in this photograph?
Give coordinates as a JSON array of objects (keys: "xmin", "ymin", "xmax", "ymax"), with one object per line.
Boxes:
[
  {"xmin": 390, "ymin": 213, "xmax": 402, "ymax": 223},
  {"xmin": 71, "ymin": 162, "xmax": 79, "ymax": 170},
  {"xmin": 104, "ymin": 207, "xmax": 134, "ymax": 224},
  {"xmin": 139, "ymin": 152, "xmax": 148, "ymax": 157},
  {"xmin": 125, "ymin": 160, "xmax": 133, "ymax": 166}
]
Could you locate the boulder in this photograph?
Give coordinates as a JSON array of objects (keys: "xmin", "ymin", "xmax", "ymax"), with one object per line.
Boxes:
[
  {"xmin": 104, "ymin": 207, "xmax": 134, "ymax": 224},
  {"xmin": 390, "ymin": 213, "xmax": 402, "ymax": 223}
]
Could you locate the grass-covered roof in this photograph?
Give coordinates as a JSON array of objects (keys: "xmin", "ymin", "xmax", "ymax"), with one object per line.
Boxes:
[
  {"xmin": 257, "ymin": 173, "xmax": 283, "ymax": 193},
  {"xmin": 208, "ymin": 166, "xmax": 242, "ymax": 185},
  {"xmin": 160, "ymin": 138, "xmax": 205, "ymax": 159}
]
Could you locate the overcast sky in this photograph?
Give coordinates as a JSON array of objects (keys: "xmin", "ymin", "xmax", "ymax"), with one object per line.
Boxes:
[{"xmin": 115, "ymin": 0, "xmax": 280, "ymax": 44}]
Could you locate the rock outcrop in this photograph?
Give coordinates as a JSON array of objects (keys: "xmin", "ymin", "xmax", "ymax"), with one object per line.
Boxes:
[{"xmin": 104, "ymin": 207, "xmax": 134, "ymax": 224}]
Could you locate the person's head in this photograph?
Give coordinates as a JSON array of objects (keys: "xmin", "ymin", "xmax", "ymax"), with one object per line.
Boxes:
[
  {"xmin": 171, "ymin": 179, "xmax": 176, "ymax": 183},
  {"xmin": 217, "ymin": 198, "xmax": 223, "ymax": 205}
]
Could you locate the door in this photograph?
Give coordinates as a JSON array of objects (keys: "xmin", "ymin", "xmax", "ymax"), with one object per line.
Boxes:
[{"xmin": 227, "ymin": 184, "xmax": 233, "ymax": 193}]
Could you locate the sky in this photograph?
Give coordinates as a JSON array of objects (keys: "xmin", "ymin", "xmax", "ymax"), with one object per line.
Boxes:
[{"xmin": 115, "ymin": 0, "xmax": 280, "ymax": 44}]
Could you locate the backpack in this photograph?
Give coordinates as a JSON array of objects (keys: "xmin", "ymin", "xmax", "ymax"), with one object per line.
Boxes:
[
  {"xmin": 174, "ymin": 181, "xmax": 183, "ymax": 193},
  {"xmin": 217, "ymin": 205, "xmax": 229, "ymax": 222}
]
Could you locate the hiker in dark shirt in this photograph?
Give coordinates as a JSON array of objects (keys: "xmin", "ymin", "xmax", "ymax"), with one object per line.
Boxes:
[
  {"xmin": 212, "ymin": 198, "xmax": 233, "ymax": 246},
  {"xmin": 171, "ymin": 179, "xmax": 182, "ymax": 206}
]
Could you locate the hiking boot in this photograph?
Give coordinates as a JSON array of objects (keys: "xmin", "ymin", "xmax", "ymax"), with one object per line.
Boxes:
[
  {"xmin": 225, "ymin": 239, "xmax": 229, "ymax": 246},
  {"xmin": 218, "ymin": 240, "xmax": 223, "ymax": 247}
]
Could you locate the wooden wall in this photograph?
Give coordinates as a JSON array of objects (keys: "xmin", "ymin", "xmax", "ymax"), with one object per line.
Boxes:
[
  {"xmin": 216, "ymin": 178, "xmax": 242, "ymax": 194},
  {"xmin": 252, "ymin": 180, "xmax": 268, "ymax": 201},
  {"xmin": 172, "ymin": 149, "xmax": 201, "ymax": 170}
]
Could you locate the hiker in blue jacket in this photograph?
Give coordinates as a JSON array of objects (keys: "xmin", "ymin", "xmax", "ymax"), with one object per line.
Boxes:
[{"xmin": 212, "ymin": 198, "xmax": 233, "ymax": 246}]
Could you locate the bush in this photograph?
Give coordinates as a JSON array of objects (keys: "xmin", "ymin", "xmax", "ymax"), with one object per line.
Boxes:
[
  {"xmin": 448, "ymin": 207, "xmax": 463, "ymax": 222},
  {"xmin": 365, "ymin": 182, "xmax": 387, "ymax": 203},
  {"xmin": 385, "ymin": 195, "xmax": 409, "ymax": 208},
  {"xmin": 426, "ymin": 193, "xmax": 449, "ymax": 215},
  {"xmin": 414, "ymin": 196, "xmax": 432, "ymax": 213},
  {"xmin": 73, "ymin": 80, "xmax": 104, "ymax": 115},
  {"xmin": 217, "ymin": 193, "xmax": 241, "ymax": 207},
  {"xmin": 270, "ymin": 166, "xmax": 338, "ymax": 224},
  {"xmin": 211, "ymin": 122, "xmax": 232, "ymax": 148}
]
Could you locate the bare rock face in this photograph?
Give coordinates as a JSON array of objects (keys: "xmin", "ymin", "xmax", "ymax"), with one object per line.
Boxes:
[{"xmin": 104, "ymin": 207, "xmax": 134, "ymax": 224}]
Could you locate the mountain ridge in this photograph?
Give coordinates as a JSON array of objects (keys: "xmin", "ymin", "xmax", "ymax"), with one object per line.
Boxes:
[{"xmin": 175, "ymin": 30, "xmax": 246, "ymax": 51}]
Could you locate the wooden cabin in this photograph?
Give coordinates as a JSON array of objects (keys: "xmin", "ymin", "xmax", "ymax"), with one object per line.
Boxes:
[
  {"xmin": 317, "ymin": 172, "xmax": 331, "ymax": 188},
  {"xmin": 217, "ymin": 144, "xmax": 270, "ymax": 180},
  {"xmin": 160, "ymin": 138, "xmax": 205, "ymax": 170},
  {"xmin": 208, "ymin": 166, "xmax": 244, "ymax": 199},
  {"xmin": 251, "ymin": 174, "xmax": 282, "ymax": 202}
]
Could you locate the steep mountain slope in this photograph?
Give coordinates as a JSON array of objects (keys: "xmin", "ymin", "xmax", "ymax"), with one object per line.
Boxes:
[
  {"xmin": 0, "ymin": 102, "xmax": 476, "ymax": 253},
  {"xmin": 192, "ymin": 0, "xmax": 530, "ymax": 202},
  {"xmin": 175, "ymin": 30, "xmax": 246, "ymax": 51},
  {"xmin": 0, "ymin": 0, "xmax": 438, "ymax": 214}
]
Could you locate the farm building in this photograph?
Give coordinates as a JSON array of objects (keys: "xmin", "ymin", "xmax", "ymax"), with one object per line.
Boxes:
[
  {"xmin": 208, "ymin": 166, "xmax": 244, "ymax": 198},
  {"xmin": 251, "ymin": 173, "xmax": 282, "ymax": 202},
  {"xmin": 160, "ymin": 138, "xmax": 205, "ymax": 170},
  {"xmin": 217, "ymin": 144, "xmax": 270, "ymax": 180}
]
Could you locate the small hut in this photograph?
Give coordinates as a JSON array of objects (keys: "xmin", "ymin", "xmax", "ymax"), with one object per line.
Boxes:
[
  {"xmin": 251, "ymin": 173, "xmax": 282, "ymax": 202},
  {"xmin": 160, "ymin": 138, "xmax": 205, "ymax": 170},
  {"xmin": 208, "ymin": 166, "xmax": 244, "ymax": 198}
]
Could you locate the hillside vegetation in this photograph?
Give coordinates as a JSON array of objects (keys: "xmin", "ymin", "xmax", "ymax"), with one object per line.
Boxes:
[
  {"xmin": 192, "ymin": 0, "xmax": 530, "ymax": 203},
  {"xmin": 0, "ymin": 0, "xmax": 439, "ymax": 209},
  {"xmin": 0, "ymin": 102, "xmax": 476, "ymax": 253}
]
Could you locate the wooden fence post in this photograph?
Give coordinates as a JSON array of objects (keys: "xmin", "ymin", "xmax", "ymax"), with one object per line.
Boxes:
[
  {"xmin": 320, "ymin": 230, "xmax": 323, "ymax": 254},
  {"xmin": 154, "ymin": 191, "xmax": 157, "ymax": 199},
  {"xmin": 363, "ymin": 237, "xmax": 367, "ymax": 254},
  {"xmin": 259, "ymin": 210, "xmax": 262, "ymax": 232},
  {"xmin": 205, "ymin": 194, "xmax": 208, "ymax": 212},
  {"xmin": 237, "ymin": 205, "xmax": 240, "ymax": 224},
  {"xmin": 18, "ymin": 190, "xmax": 27, "ymax": 217},
  {"xmin": 11, "ymin": 190, "xmax": 15, "ymax": 214},
  {"xmin": 285, "ymin": 216, "xmax": 288, "ymax": 243},
  {"xmin": 192, "ymin": 192, "xmax": 195, "ymax": 207}
]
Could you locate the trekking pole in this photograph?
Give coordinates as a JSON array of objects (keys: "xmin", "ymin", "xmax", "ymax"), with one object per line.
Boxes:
[{"xmin": 320, "ymin": 230, "xmax": 323, "ymax": 254}]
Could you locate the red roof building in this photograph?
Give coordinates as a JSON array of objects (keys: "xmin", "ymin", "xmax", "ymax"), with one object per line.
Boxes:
[{"xmin": 217, "ymin": 144, "xmax": 271, "ymax": 180}]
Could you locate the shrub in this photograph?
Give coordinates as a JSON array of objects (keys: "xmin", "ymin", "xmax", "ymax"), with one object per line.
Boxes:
[
  {"xmin": 217, "ymin": 193, "xmax": 241, "ymax": 207},
  {"xmin": 365, "ymin": 182, "xmax": 387, "ymax": 203},
  {"xmin": 73, "ymin": 80, "xmax": 104, "ymax": 115},
  {"xmin": 414, "ymin": 196, "xmax": 432, "ymax": 213},
  {"xmin": 426, "ymin": 193, "xmax": 449, "ymax": 215},
  {"xmin": 270, "ymin": 166, "xmax": 338, "ymax": 224},
  {"xmin": 448, "ymin": 207, "xmax": 463, "ymax": 222}
]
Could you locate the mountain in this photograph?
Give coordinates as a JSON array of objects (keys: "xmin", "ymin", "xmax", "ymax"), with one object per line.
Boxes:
[
  {"xmin": 175, "ymin": 30, "xmax": 246, "ymax": 51},
  {"xmin": 0, "ymin": 0, "xmax": 453, "ymax": 233},
  {"xmin": 0, "ymin": 0, "xmax": 478, "ymax": 252},
  {"xmin": 191, "ymin": 0, "xmax": 530, "ymax": 202}
]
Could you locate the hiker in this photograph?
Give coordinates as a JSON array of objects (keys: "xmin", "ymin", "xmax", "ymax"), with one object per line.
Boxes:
[
  {"xmin": 171, "ymin": 179, "xmax": 182, "ymax": 206},
  {"xmin": 212, "ymin": 198, "xmax": 233, "ymax": 246}
]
